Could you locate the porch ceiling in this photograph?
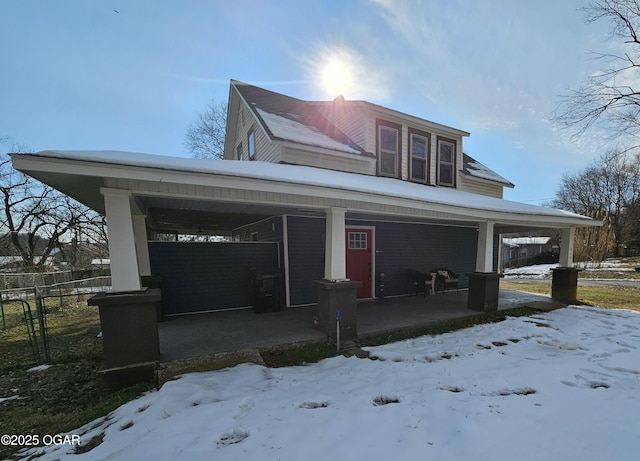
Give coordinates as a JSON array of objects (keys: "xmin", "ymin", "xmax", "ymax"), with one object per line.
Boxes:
[
  {"xmin": 139, "ymin": 196, "xmax": 292, "ymax": 234},
  {"xmin": 141, "ymin": 197, "xmax": 536, "ymax": 236}
]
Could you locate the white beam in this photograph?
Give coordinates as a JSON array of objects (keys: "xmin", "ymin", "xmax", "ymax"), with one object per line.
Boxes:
[
  {"xmin": 133, "ymin": 214, "xmax": 151, "ymax": 277},
  {"xmin": 102, "ymin": 188, "xmax": 141, "ymax": 292},
  {"xmin": 476, "ymin": 221, "xmax": 495, "ymax": 272},
  {"xmin": 324, "ymin": 207, "xmax": 347, "ymax": 281},
  {"xmin": 559, "ymin": 227, "xmax": 575, "ymax": 267},
  {"xmin": 282, "ymin": 215, "xmax": 291, "ymax": 307}
]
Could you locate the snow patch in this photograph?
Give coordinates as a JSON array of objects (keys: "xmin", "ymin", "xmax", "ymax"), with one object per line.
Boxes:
[{"xmin": 27, "ymin": 364, "xmax": 52, "ymax": 372}]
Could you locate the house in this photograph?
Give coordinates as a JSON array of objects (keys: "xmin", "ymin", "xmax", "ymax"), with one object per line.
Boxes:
[
  {"xmin": 9, "ymin": 80, "xmax": 601, "ymax": 371},
  {"xmin": 502, "ymin": 236, "xmax": 558, "ymax": 269},
  {"xmin": 220, "ymin": 80, "xmax": 582, "ymax": 305}
]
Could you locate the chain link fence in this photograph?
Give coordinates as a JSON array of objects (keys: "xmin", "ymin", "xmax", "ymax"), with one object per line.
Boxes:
[{"xmin": 0, "ymin": 276, "xmax": 112, "ymax": 363}]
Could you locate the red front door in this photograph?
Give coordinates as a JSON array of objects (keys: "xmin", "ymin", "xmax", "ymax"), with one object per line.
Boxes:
[{"xmin": 346, "ymin": 228, "xmax": 372, "ymax": 298}]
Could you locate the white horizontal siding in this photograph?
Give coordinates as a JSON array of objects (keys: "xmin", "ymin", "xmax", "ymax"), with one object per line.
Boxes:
[
  {"xmin": 282, "ymin": 147, "xmax": 375, "ymax": 175},
  {"xmin": 458, "ymin": 177, "xmax": 504, "ymax": 198},
  {"xmin": 232, "ymin": 103, "xmax": 282, "ymax": 162}
]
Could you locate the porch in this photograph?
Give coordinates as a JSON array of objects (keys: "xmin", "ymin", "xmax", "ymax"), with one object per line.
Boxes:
[{"xmin": 157, "ymin": 288, "xmax": 560, "ymax": 362}]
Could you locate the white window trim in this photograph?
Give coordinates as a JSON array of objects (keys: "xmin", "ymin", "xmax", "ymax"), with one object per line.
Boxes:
[
  {"xmin": 409, "ymin": 130, "xmax": 429, "ymax": 183},
  {"xmin": 437, "ymin": 138, "xmax": 456, "ymax": 187},
  {"xmin": 377, "ymin": 121, "xmax": 400, "ymax": 178}
]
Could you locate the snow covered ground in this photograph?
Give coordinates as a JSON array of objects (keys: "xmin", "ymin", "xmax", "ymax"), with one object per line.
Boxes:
[
  {"xmin": 504, "ymin": 259, "xmax": 639, "ymax": 279},
  {"xmin": 20, "ymin": 305, "xmax": 640, "ymax": 460}
]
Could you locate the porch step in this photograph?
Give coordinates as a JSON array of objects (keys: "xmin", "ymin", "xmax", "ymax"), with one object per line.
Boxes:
[{"xmin": 157, "ymin": 348, "xmax": 265, "ymax": 387}]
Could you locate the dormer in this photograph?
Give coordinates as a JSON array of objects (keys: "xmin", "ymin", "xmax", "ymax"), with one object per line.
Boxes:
[{"xmin": 224, "ymin": 80, "xmax": 514, "ymax": 198}]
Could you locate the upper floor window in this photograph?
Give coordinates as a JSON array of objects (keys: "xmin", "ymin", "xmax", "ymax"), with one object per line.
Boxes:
[
  {"xmin": 409, "ymin": 128, "xmax": 429, "ymax": 183},
  {"xmin": 248, "ymin": 130, "xmax": 256, "ymax": 160},
  {"xmin": 376, "ymin": 120, "xmax": 401, "ymax": 178},
  {"xmin": 236, "ymin": 142, "xmax": 243, "ymax": 160},
  {"xmin": 437, "ymin": 137, "xmax": 456, "ymax": 187}
]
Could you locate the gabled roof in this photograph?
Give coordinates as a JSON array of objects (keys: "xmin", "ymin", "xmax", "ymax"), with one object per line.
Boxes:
[
  {"xmin": 311, "ymin": 99, "xmax": 471, "ymax": 138},
  {"xmin": 462, "ymin": 153, "xmax": 515, "ymax": 188},
  {"xmin": 232, "ymin": 80, "xmax": 372, "ymax": 157}
]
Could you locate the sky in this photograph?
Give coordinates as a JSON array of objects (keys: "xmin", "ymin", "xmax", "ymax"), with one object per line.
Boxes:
[
  {"xmin": 0, "ymin": 0, "xmax": 620, "ymax": 205},
  {"xmin": 17, "ymin": 302, "xmax": 640, "ymax": 460}
]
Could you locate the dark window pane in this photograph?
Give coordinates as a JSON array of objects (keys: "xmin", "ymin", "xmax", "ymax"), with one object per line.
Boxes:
[
  {"xmin": 380, "ymin": 126, "xmax": 398, "ymax": 151},
  {"xmin": 439, "ymin": 142, "xmax": 453, "ymax": 163},
  {"xmin": 412, "ymin": 158, "xmax": 426, "ymax": 180},
  {"xmin": 411, "ymin": 135, "xmax": 427, "ymax": 159},
  {"xmin": 440, "ymin": 164, "xmax": 453, "ymax": 185},
  {"xmin": 248, "ymin": 131, "xmax": 255, "ymax": 159},
  {"xmin": 381, "ymin": 152, "xmax": 397, "ymax": 175}
]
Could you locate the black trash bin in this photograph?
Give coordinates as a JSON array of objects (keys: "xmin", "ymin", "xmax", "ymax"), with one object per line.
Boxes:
[{"xmin": 251, "ymin": 270, "xmax": 282, "ymax": 313}]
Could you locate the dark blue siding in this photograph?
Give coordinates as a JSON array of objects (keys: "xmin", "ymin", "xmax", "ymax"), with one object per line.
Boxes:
[
  {"xmin": 283, "ymin": 217, "xmax": 478, "ymax": 304},
  {"xmin": 148, "ymin": 241, "xmax": 279, "ymax": 315},
  {"xmin": 353, "ymin": 220, "xmax": 477, "ymax": 297},
  {"xmin": 286, "ymin": 216, "xmax": 325, "ymax": 305}
]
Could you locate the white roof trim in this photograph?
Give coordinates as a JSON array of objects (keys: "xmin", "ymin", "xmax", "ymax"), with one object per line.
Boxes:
[{"xmin": 12, "ymin": 150, "xmax": 600, "ymax": 228}]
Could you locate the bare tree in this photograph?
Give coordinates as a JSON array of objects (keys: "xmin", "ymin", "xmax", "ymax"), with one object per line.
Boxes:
[
  {"xmin": 0, "ymin": 152, "xmax": 106, "ymax": 270},
  {"xmin": 553, "ymin": 0, "xmax": 640, "ymax": 148},
  {"xmin": 552, "ymin": 150, "xmax": 640, "ymax": 255},
  {"xmin": 184, "ymin": 99, "xmax": 228, "ymax": 159},
  {"xmin": 574, "ymin": 209, "xmax": 616, "ymax": 262}
]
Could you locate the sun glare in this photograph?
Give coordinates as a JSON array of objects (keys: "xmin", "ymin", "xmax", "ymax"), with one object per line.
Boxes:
[
  {"xmin": 307, "ymin": 44, "xmax": 388, "ymax": 100},
  {"xmin": 322, "ymin": 58, "xmax": 351, "ymax": 96}
]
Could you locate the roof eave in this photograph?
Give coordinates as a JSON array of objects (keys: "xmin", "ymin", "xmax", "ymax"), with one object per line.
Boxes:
[{"xmin": 460, "ymin": 171, "xmax": 515, "ymax": 189}]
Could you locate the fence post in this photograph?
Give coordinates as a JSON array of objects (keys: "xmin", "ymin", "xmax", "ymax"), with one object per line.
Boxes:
[
  {"xmin": 0, "ymin": 293, "xmax": 4, "ymax": 330},
  {"xmin": 33, "ymin": 287, "xmax": 50, "ymax": 362}
]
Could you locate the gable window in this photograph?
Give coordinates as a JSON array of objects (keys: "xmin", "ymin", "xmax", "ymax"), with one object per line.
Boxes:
[
  {"xmin": 409, "ymin": 128, "xmax": 429, "ymax": 183},
  {"xmin": 376, "ymin": 120, "xmax": 401, "ymax": 178},
  {"xmin": 248, "ymin": 130, "xmax": 256, "ymax": 160},
  {"xmin": 236, "ymin": 142, "xmax": 243, "ymax": 160},
  {"xmin": 437, "ymin": 137, "xmax": 456, "ymax": 187}
]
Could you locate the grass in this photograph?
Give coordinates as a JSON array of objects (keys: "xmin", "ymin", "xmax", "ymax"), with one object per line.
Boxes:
[
  {"xmin": 500, "ymin": 280, "xmax": 640, "ymax": 313},
  {"xmin": 261, "ymin": 342, "xmax": 338, "ymax": 367},
  {"xmin": 579, "ymin": 270, "xmax": 640, "ymax": 280},
  {"xmin": 0, "ymin": 298, "xmax": 152, "ymax": 460}
]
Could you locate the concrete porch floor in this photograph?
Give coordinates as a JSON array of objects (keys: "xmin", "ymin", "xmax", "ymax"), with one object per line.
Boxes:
[{"xmin": 157, "ymin": 288, "xmax": 560, "ymax": 363}]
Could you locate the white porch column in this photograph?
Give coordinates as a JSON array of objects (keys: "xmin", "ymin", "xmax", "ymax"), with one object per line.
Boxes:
[
  {"xmin": 133, "ymin": 214, "xmax": 151, "ymax": 277},
  {"xmin": 559, "ymin": 227, "xmax": 575, "ymax": 268},
  {"xmin": 476, "ymin": 221, "xmax": 495, "ymax": 272},
  {"xmin": 324, "ymin": 207, "xmax": 347, "ymax": 281},
  {"xmin": 101, "ymin": 188, "xmax": 141, "ymax": 292}
]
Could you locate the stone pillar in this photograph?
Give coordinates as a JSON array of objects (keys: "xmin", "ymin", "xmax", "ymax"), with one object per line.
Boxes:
[
  {"xmin": 101, "ymin": 188, "xmax": 141, "ymax": 292},
  {"xmin": 314, "ymin": 279, "xmax": 361, "ymax": 343},
  {"xmin": 89, "ymin": 290, "xmax": 161, "ymax": 368},
  {"xmin": 552, "ymin": 227, "xmax": 579, "ymax": 303},
  {"xmin": 468, "ymin": 272, "xmax": 501, "ymax": 312},
  {"xmin": 88, "ymin": 289, "xmax": 161, "ymax": 387},
  {"xmin": 551, "ymin": 268, "xmax": 581, "ymax": 303}
]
